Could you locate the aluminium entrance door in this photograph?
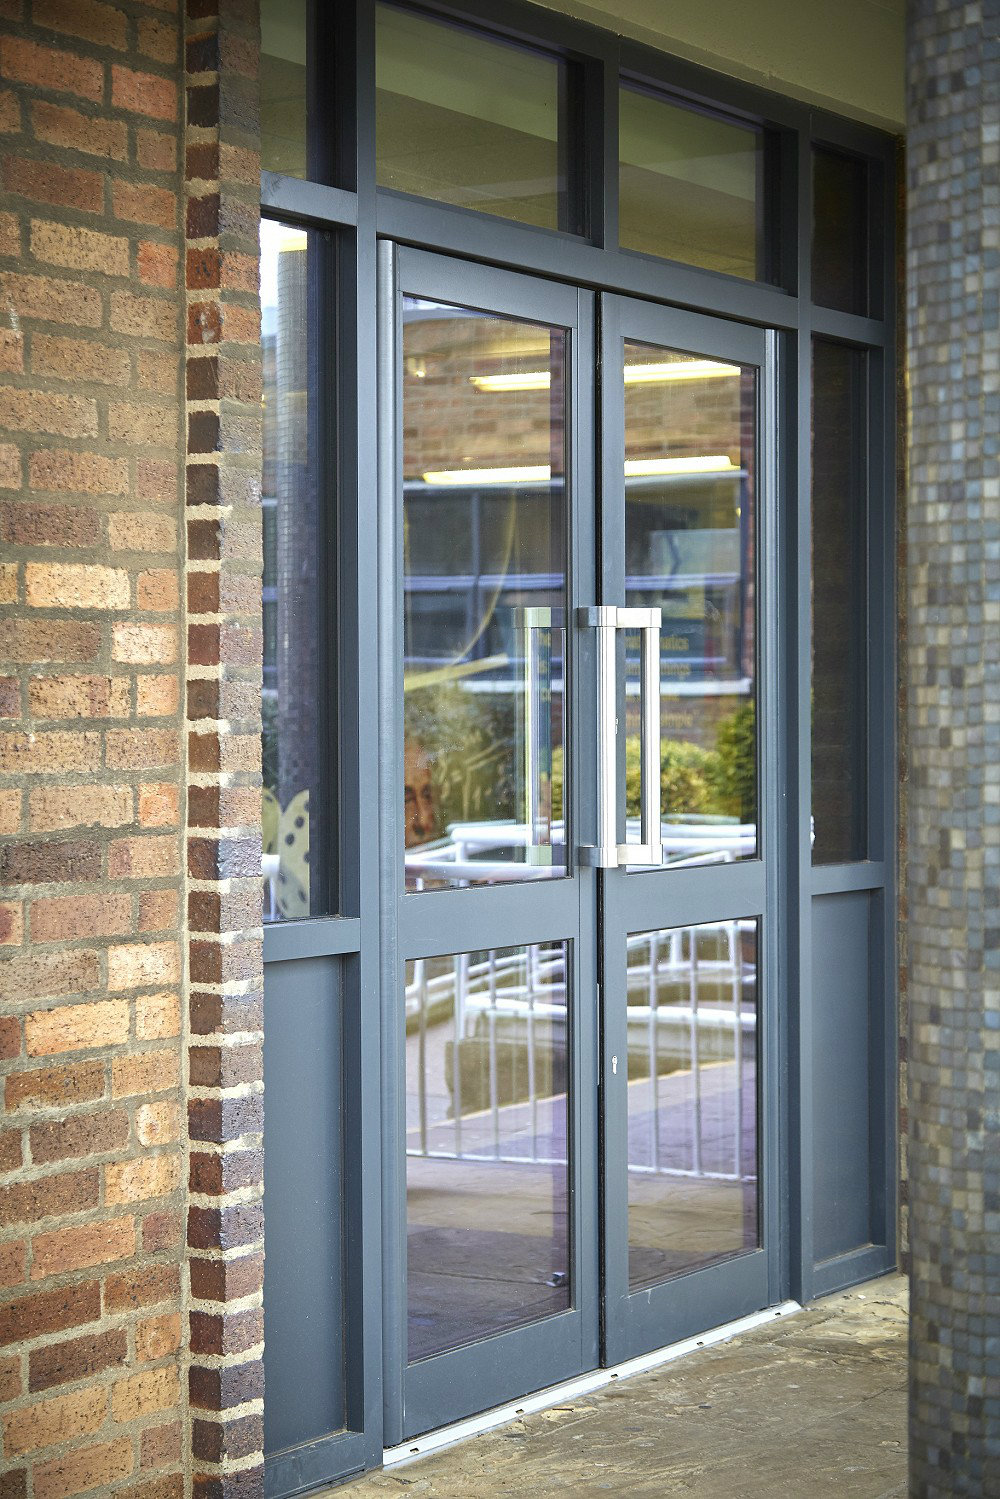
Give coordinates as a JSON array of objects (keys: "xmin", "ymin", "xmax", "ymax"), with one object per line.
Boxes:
[
  {"xmin": 378, "ymin": 246, "xmax": 780, "ymax": 1440},
  {"xmin": 378, "ymin": 245, "xmax": 601, "ymax": 1444},
  {"xmin": 597, "ymin": 296, "xmax": 779, "ymax": 1364}
]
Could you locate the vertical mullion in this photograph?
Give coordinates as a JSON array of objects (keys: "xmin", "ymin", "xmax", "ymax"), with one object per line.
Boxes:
[
  {"xmin": 760, "ymin": 325, "xmax": 783, "ymax": 1308},
  {"xmin": 351, "ymin": 0, "xmax": 386, "ymax": 1463},
  {"xmin": 375, "ymin": 234, "xmax": 405, "ymax": 1447},
  {"xmin": 594, "ymin": 38, "xmax": 619, "ymax": 252},
  {"xmin": 873, "ymin": 137, "xmax": 899, "ymax": 1258},
  {"xmin": 790, "ymin": 122, "xmax": 814, "ymax": 1307}
]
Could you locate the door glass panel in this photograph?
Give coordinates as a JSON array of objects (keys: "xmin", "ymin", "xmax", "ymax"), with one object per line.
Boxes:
[
  {"xmin": 402, "ymin": 297, "xmax": 568, "ymax": 891},
  {"xmin": 405, "ymin": 942, "xmax": 571, "ymax": 1361},
  {"xmin": 812, "ymin": 340, "xmax": 868, "ymax": 862},
  {"xmin": 627, "ymin": 920, "xmax": 759, "ymax": 1290},
  {"xmin": 377, "ymin": 4, "xmax": 572, "ymax": 231},
  {"xmin": 619, "ymin": 85, "xmax": 765, "ymax": 280},
  {"xmin": 623, "ymin": 341, "xmax": 758, "ymax": 867}
]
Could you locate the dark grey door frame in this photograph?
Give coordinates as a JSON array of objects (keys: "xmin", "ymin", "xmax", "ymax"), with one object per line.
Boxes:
[
  {"xmin": 598, "ymin": 295, "xmax": 782, "ymax": 1362},
  {"xmin": 259, "ymin": 0, "xmax": 899, "ymax": 1485},
  {"xmin": 377, "ymin": 243, "xmax": 601, "ymax": 1444}
]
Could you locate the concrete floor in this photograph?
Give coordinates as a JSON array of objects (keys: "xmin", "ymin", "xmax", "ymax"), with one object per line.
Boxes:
[{"xmin": 344, "ymin": 1275, "xmax": 908, "ymax": 1497}]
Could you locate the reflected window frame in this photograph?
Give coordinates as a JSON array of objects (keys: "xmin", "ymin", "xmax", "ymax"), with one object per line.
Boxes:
[
  {"xmin": 260, "ymin": 0, "xmax": 341, "ymax": 185},
  {"xmin": 399, "ymin": 296, "xmax": 572, "ymax": 893},
  {"xmin": 617, "ymin": 76, "xmax": 777, "ymax": 286},
  {"xmin": 810, "ymin": 338, "xmax": 871, "ymax": 865},
  {"xmin": 259, "ymin": 214, "xmax": 340, "ymax": 922},
  {"xmin": 374, "ymin": 0, "xmax": 588, "ymax": 237},
  {"xmin": 621, "ymin": 338, "xmax": 763, "ymax": 866},
  {"xmin": 811, "ymin": 143, "xmax": 873, "ymax": 318}
]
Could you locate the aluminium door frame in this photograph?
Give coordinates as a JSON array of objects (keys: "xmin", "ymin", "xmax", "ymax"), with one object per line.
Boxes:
[
  {"xmin": 597, "ymin": 293, "xmax": 784, "ymax": 1363},
  {"xmin": 376, "ymin": 241, "xmax": 602, "ymax": 1445},
  {"xmin": 259, "ymin": 0, "xmax": 899, "ymax": 1483}
]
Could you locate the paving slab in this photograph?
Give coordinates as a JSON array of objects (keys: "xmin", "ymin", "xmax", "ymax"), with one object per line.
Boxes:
[{"xmin": 338, "ymin": 1275, "xmax": 907, "ymax": 1497}]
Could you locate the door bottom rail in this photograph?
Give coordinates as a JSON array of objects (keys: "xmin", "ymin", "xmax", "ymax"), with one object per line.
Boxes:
[{"xmin": 382, "ymin": 1299, "xmax": 801, "ymax": 1469}]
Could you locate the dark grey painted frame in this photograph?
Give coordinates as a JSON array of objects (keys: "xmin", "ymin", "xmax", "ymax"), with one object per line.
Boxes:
[
  {"xmin": 378, "ymin": 243, "xmax": 601, "ymax": 1443},
  {"xmin": 598, "ymin": 297, "xmax": 780, "ymax": 1363},
  {"xmin": 258, "ymin": 0, "xmax": 900, "ymax": 1485}
]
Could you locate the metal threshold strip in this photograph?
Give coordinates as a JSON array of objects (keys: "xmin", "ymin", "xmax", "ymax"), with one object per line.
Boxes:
[{"xmin": 383, "ymin": 1299, "xmax": 802, "ymax": 1469}]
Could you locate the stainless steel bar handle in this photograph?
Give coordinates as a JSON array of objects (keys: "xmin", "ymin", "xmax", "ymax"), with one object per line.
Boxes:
[
  {"xmin": 577, "ymin": 606, "xmax": 662, "ymax": 869},
  {"xmin": 637, "ymin": 611, "xmax": 662, "ymax": 864},
  {"xmin": 515, "ymin": 606, "xmax": 560, "ymax": 867}
]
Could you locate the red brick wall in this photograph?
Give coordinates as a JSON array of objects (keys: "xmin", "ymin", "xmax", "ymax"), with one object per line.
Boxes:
[
  {"xmin": 183, "ymin": 5, "xmax": 265, "ymax": 1496},
  {"xmin": 0, "ymin": 6, "xmax": 187, "ymax": 1498}
]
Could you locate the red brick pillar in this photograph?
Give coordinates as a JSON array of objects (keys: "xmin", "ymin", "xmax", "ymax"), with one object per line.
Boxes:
[
  {"xmin": 0, "ymin": 7, "xmax": 187, "ymax": 1499},
  {"xmin": 183, "ymin": 6, "xmax": 265, "ymax": 1496}
]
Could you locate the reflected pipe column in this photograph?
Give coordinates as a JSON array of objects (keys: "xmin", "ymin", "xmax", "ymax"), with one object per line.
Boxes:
[{"xmin": 275, "ymin": 237, "xmax": 322, "ymax": 831}]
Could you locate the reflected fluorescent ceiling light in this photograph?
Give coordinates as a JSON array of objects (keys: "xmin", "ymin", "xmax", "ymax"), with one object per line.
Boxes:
[
  {"xmin": 422, "ymin": 464, "xmax": 553, "ymax": 485},
  {"xmin": 469, "ymin": 359, "xmax": 740, "ymax": 392},
  {"xmin": 422, "ymin": 457, "xmax": 737, "ymax": 484},
  {"xmin": 625, "ymin": 456, "xmax": 737, "ymax": 476}
]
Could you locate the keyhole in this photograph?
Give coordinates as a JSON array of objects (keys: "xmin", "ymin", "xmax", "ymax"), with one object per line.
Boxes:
[{"xmin": 612, "ymin": 1055, "xmax": 618, "ymax": 1075}]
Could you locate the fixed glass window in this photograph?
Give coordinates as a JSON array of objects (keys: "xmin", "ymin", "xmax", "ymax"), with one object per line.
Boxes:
[
  {"xmin": 376, "ymin": 4, "xmax": 573, "ymax": 230},
  {"xmin": 812, "ymin": 147, "xmax": 869, "ymax": 315},
  {"xmin": 260, "ymin": 218, "xmax": 334, "ymax": 919},
  {"xmin": 811, "ymin": 339, "xmax": 868, "ymax": 864},
  {"xmin": 261, "ymin": 0, "xmax": 307, "ymax": 178},
  {"xmin": 619, "ymin": 85, "xmax": 765, "ymax": 280}
]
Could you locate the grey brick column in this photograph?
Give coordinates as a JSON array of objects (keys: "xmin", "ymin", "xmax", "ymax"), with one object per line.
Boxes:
[{"xmin": 906, "ymin": 2, "xmax": 1000, "ymax": 1494}]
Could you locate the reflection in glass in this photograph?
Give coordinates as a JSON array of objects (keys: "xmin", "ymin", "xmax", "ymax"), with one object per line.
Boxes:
[
  {"xmin": 812, "ymin": 341, "xmax": 868, "ymax": 863},
  {"xmin": 402, "ymin": 298, "xmax": 567, "ymax": 891},
  {"xmin": 377, "ymin": 4, "xmax": 570, "ymax": 230},
  {"xmin": 627, "ymin": 920, "xmax": 759, "ymax": 1290},
  {"xmin": 619, "ymin": 86, "xmax": 764, "ymax": 279},
  {"xmin": 261, "ymin": 0, "xmax": 307, "ymax": 178},
  {"xmin": 405, "ymin": 943, "xmax": 571, "ymax": 1361},
  {"xmin": 623, "ymin": 341, "xmax": 758, "ymax": 867},
  {"xmin": 260, "ymin": 220, "xmax": 330, "ymax": 920},
  {"xmin": 812, "ymin": 147, "xmax": 869, "ymax": 315}
]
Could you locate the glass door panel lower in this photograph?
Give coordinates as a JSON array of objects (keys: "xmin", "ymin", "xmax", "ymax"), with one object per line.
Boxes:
[
  {"xmin": 405, "ymin": 940, "xmax": 571, "ymax": 1363},
  {"xmin": 626, "ymin": 918, "xmax": 759, "ymax": 1291},
  {"xmin": 599, "ymin": 295, "xmax": 777, "ymax": 1364}
]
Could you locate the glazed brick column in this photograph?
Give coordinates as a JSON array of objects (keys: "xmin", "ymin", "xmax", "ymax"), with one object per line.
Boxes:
[
  {"xmin": 907, "ymin": 1, "xmax": 1000, "ymax": 1493},
  {"xmin": 0, "ymin": 5, "xmax": 187, "ymax": 1499},
  {"xmin": 183, "ymin": 6, "xmax": 265, "ymax": 1497}
]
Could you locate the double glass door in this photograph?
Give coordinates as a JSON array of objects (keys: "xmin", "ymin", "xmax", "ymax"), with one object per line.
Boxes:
[{"xmin": 381, "ymin": 245, "xmax": 778, "ymax": 1443}]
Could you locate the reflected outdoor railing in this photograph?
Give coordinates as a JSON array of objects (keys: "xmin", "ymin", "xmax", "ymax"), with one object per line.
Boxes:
[{"xmin": 404, "ymin": 902, "xmax": 757, "ymax": 1187}]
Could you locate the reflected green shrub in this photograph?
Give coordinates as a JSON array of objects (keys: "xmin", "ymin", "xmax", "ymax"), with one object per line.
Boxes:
[
  {"xmin": 551, "ymin": 701, "xmax": 756, "ymax": 824},
  {"xmin": 710, "ymin": 701, "xmax": 756, "ymax": 823}
]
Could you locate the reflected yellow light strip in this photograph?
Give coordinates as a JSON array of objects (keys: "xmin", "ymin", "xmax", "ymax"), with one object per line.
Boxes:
[
  {"xmin": 624, "ymin": 359, "xmax": 741, "ymax": 384},
  {"xmin": 404, "ymin": 653, "xmax": 509, "ymax": 691},
  {"xmin": 467, "ymin": 359, "xmax": 741, "ymax": 393},
  {"xmin": 421, "ymin": 457, "xmax": 736, "ymax": 484},
  {"xmin": 422, "ymin": 464, "xmax": 552, "ymax": 485},
  {"xmin": 625, "ymin": 456, "xmax": 737, "ymax": 477},
  {"xmin": 469, "ymin": 372, "xmax": 551, "ymax": 392}
]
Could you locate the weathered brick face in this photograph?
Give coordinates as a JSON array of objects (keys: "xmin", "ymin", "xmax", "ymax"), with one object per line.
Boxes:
[{"xmin": 0, "ymin": 5, "xmax": 186, "ymax": 1497}]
